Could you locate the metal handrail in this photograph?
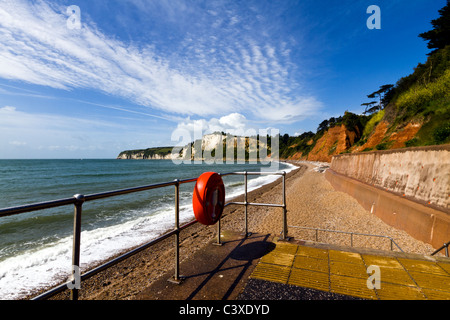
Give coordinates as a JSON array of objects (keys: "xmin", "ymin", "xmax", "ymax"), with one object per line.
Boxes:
[
  {"xmin": 431, "ymin": 241, "xmax": 450, "ymax": 257},
  {"xmin": 0, "ymin": 170, "xmax": 287, "ymax": 300},
  {"xmin": 288, "ymin": 225, "xmax": 404, "ymax": 252}
]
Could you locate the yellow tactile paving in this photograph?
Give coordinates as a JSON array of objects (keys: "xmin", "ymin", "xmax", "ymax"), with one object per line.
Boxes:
[
  {"xmin": 250, "ymin": 241, "xmax": 450, "ymax": 300},
  {"xmin": 296, "ymin": 246, "xmax": 328, "ymax": 260},
  {"xmin": 362, "ymin": 255, "xmax": 404, "ymax": 269},
  {"xmin": 330, "ymin": 260, "xmax": 368, "ymax": 278},
  {"xmin": 398, "ymin": 258, "xmax": 449, "ymax": 276},
  {"xmin": 289, "ymin": 268, "xmax": 329, "ymax": 292},
  {"xmin": 378, "ymin": 267, "xmax": 417, "ymax": 287},
  {"xmin": 293, "ymin": 255, "xmax": 329, "ymax": 273},
  {"xmin": 408, "ymin": 271, "xmax": 450, "ymax": 292},
  {"xmin": 375, "ymin": 282, "xmax": 426, "ymax": 300},
  {"xmin": 437, "ymin": 262, "xmax": 450, "ymax": 274},
  {"xmin": 422, "ymin": 288, "xmax": 450, "ymax": 300},
  {"xmin": 260, "ymin": 251, "xmax": 295, "ymax": 266},
  {"xmin": 329, "ymin": 250, "xmax": 363, "ymax": 265},
  {"xmin": 251, "ymin": 263, "xmax": 290, "ymax": 284},
  {"xmin": 329, "ymin": 274, "xmax": 377, "ymax": 300},
  {"xmin": 272, "ymin": 242, "xmax": 298, "ymax": 255}
]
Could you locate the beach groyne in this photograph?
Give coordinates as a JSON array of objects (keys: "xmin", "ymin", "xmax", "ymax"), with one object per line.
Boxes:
[{"xmin": 325, "ymin": 145, "xmax": 450, "ymax": 250}]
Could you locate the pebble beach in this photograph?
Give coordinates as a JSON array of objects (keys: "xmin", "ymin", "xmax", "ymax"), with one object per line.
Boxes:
[{"xmin": 34, "ymin": 161, "xmax": 437, "ymax": 300}]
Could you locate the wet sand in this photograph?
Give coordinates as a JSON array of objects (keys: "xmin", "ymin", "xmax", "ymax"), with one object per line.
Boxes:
[{"xmin": 30, "ymin": 162, "xmax": 436, "ymax": 300}]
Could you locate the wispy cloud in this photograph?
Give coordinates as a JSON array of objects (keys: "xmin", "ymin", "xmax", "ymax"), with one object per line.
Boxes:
[
  {"xmin": 0, "ymin": 105, "xmax": 161, "ymax": 158},
  {"xmin": 0, "ymin": 0, "xmax": 322, "ymax": 123}
]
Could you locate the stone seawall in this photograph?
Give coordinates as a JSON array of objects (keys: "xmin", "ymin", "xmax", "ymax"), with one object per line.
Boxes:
[
  {"xmin": 325, "ymin": 145, "xmax": 450, "ymax": 250},
  {"xmin": 330, "ymin": 145, "xmax": 450, "ymax": 211}
]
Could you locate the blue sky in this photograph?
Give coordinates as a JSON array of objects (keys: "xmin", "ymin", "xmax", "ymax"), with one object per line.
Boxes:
[{"xmin": 0, "ymin": 0, "xmax": 446, "ymax": 159}]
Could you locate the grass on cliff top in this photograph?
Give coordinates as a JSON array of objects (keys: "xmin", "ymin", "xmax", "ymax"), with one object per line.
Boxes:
[
  {"xmin": 395, "ymin": 67, "xmax": 450, "ymax": 147},
  {"xmin": 362, "ymin": 110, "xmax": 385, "ymax": 138},
  {"xmin": 396, "ymin": 68, "xmax": 450, "ymax": 118}
]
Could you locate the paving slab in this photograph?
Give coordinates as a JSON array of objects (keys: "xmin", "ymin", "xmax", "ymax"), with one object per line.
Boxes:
[
  {"xmin": 136, "ymin": 231, "xmax": 275, "ymax": 300},
  {"xmin": 247, "ymin": 238, "xmax": 450, "ymax": 300},
  {"xmin": 136, "ymin": 230, "xmax": 450, "ymax": 301}
]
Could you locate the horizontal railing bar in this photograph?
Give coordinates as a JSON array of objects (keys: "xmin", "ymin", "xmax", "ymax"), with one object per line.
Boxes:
[
  {"xmin": 247, "ymin": 202, "xmax": 284, "ymax": 208},
  {"xmin": 431, "ymin": 241, "xmax": 450, "ymax": 256},
  {"xmin": 225, "ymin": 201, "xmax": 284, "ymax": 208},
  {"xmin": 178, "ymin": 177, "xmax": 199, "ymax": 184},
  {"xmin": 289, "ymin": 225, "xmax": 404, "ymax": 252},
  {"xmin": 220, "ymin": 171, "xmax": 285, "ymax": 176},
  {"xmin": 84, "ymin": 181, "xmax": 178, "ymax": 201},
  {"xmin": 289, "ymin": 225, "xmax": 392, "ymax": 238},
  {"xmin": 0, "ymin": 181, "xmax": 188, "ymax": 217},
  {"xmin": 31, "ymin": 281, "xmax": 68, "ymax": 300},
  {"xmin": 0, "ymin": 198, "xmax": 76, "ymax": 218},
  {"xmin": 1, "ymin": 171, "xmax": 284, "ymax": 217}
]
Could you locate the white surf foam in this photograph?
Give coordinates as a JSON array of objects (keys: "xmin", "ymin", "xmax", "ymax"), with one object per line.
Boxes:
[{"xmin": 0, "ymin": 162, "xmax": 298, "ymax": 300}]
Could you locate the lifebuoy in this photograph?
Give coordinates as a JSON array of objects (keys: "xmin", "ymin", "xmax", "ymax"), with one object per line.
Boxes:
[{"xmin": 192, "ymin": 172, "xmax": 225, "ymax": 226}]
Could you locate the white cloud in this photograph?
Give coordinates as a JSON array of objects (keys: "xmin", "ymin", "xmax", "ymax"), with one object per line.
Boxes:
[
  {"xmin": 172, "ymin": 112, "xmax": 280, "ymax": 142},
  {"xmin": 0, "ymin": 0, "xmax": 322, "ymax": 123},
  {"xmin": 217, "ymin": 113, "xmax": 247, "ymax": 131},
  {"xmin": 9, "ymin": 141, "xmax": 27, "ymax": 146},
  {"xmin": 1, "ymin": 106, "xmax": 16, "ymax": 112},
  {"xmin": 0, "ymin": 105, "xmax": 155, "ymax": 158},
  {"xmin": 175, "ymin": 113, "xmax": 248, "ymax": 137}
]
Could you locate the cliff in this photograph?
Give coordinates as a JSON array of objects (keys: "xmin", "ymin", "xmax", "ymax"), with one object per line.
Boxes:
[
  {"xmin": 117, "ymin": 147, "xmax": 174, "ymax": 160},
  {"xmin": 282, "ymin": 44, "xmax": 450, "ymax": 162},
  {"xmin": 305, "ymin": 124, "xmax": 359, "ymax": 162},
  {"xmin": 117, "ymin": 133, "xmax": 269, "ymax": 161}
]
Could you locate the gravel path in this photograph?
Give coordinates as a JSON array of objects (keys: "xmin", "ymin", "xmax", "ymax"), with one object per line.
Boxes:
[{"xmin": 251, "ymin": 162, "xmax": 436, "ymax": 255}]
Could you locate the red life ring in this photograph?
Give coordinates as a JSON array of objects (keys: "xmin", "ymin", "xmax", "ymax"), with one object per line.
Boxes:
[{"xmin": 192, "ymin": 172, "xmax": 225, "ymax": 226}]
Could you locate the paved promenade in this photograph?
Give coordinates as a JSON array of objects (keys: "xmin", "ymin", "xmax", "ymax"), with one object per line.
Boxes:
[{"xmin": 136, "ymin": 230, "xmax": 450, "ymax": 301}]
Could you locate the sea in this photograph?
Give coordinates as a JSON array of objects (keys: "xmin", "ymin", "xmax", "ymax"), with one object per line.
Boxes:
[{"xmin": 0, "ymin": 159, "xmax": 296, "ymax": 300}]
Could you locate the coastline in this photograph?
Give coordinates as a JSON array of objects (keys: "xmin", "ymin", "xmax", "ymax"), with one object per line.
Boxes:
[
  {"xmin": 25, "ymin": 163, "xmax": 300, "ymax": 300},
  {"xmin": 26, "ymin": 161, "xmax": 436, "ymax": 300}
]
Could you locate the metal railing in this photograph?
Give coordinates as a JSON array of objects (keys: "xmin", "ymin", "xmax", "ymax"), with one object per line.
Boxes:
[
  {"xmin": 223, "ymin": 171, "xmax": 288, "ymax": 241},
  {"xmin": 288, "ymin": 226, "xmax": 404, "ymax": 252},
  {"xmin": 0, "ymin": 171, "xmax": 287, "ymax": 300},
  {"xmin": 431, "ymin": 241, "xmax": 450, "ymax": 257}
]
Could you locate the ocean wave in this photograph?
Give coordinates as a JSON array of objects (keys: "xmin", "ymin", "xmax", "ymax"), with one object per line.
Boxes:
[{"xmin": 0, "ymin": 161, "xmax": 297, "ymax": 300}]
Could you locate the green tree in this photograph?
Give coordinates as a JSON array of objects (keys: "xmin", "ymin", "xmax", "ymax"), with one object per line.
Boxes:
[
  {"xmin": 419, "ymin": 1, "xmax": 450, "ymax": 53},
  {"xmin": 367, "ymin": 84, "xmax": 394, "ymax": 110},
  {"xmin": 317, "ymin": 119, "xmax": 329, "ymax": 133},
  {"xmin": 361, "ymin": 101, "xmax": 378, "ymax": 114}
]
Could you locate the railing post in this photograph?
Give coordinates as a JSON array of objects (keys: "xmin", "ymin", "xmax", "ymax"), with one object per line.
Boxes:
[
  {"xmin": 214, "ymin": 174, "xmax": 223, "ymax": 246},
  {"xmin": 214, "ymin": 215, "xmax": 223, "ymax": 246},
  {"xmin": 70, "ymin": 194, "xmax": 84, "ymax": 300},
  {"xmin": 281, "ymin": 172, "xmax": 289, "ymax": 241},
  {"xmin": 244, "ymin": 171, "xmax": 250, "ymax": 238},
  {"xmin": 169, "ymin": 180, "xmax": 183, "ymax": 284},
  {"xmin": 281, "ymin": 171, "xmax": 290, "ymax": 241},
  {"xmin": 431, "ymin": 241, "xmax": 450, "ymax": 257}
]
